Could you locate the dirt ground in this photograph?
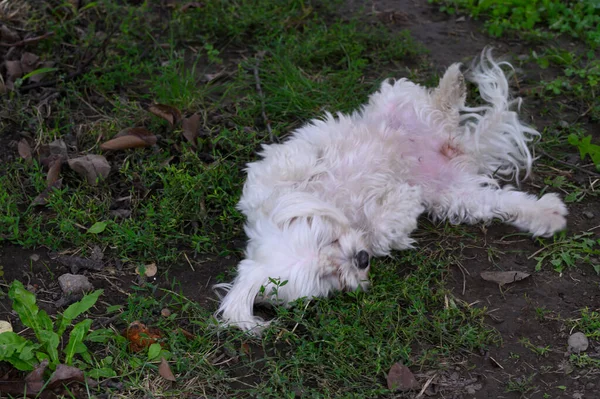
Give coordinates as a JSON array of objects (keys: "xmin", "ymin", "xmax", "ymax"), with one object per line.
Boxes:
[{"xmin": 1, "ymin": 1, "xmax": 599, "ymax": 398}]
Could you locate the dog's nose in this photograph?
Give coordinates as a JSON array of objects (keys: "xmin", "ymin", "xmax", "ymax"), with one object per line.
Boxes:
[{"xmin": 355, "ymin": 250, "xmax": 370, "ymax": 269}]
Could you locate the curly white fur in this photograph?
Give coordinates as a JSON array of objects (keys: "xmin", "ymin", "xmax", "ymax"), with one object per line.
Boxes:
[{"xmin": 214, "ymin": 48, "xmax": 568, "ymax": 333}]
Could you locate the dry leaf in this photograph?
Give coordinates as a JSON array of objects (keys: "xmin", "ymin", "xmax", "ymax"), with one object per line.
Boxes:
[
  {"xmin": 480, "ymin": 271, "xmax": 530, "ymax": 286},
  {"xmin": 68, "ymin": 154, "xmax": 111, "ymax": 186},
  {"xmin": 181, "ymin": 114, "xmax": 200, "ymax": 147},
  {"xmin": 0, "ymin": 25, "xmax": 20, "ymax": 43},
  {"xmin": 148, "ymin": 104, "xmax": 182, "ymax": 126},
  {"xmin": 178, "ymin": 328, "xmax": 195, "ymax": 341},
  {"xmin": 161, "ymin": 308, "xmax": 171, "ymax": 317},
  {"xmin": 17, "ymin": 138, "xmax": 32, "ymax": 161},
  {"xmin": 46, "ymin": 154, "xmax": 64, "ymax": 186},
  {"xmin": 5, "ymin": 60, "xmax": 23, "ymax": 81},
  {"xmin": 124, "ymin": 321, "xmax": 163, "ymax": 352},
  {"xmin": 20, "ymin": 52, "xmax": 40, "ymax": 74},
  {"xmin": 136, "ymin": 262, "xmax": 157, "ymax": 277},
  {"xmin": 32, "ymin": 178, "xmax": 62, "ymax": 206},
  {"xmin": 24, "ymin": 359, "xmax": 48, "ymax": 393},
  {"xmin": 181, "ymin": 2, "xmax": 204, "ymax": 11},
  {"xmin": 48, "ymin": 138, "xmax": 68, "ymax": 157},
  {"xmin": 101, "ymin": 127, "xmax": 157, "ymax": 150},
  {"xmin": 0, "ymin": 320, "xmax": 13, "ymax": 333},
  {"xmin": 386, "ymin": 362, "xmax": 419, "ymax": 391},
  {"xmin": 46, "ymin": 364, "xmax": 85, "ymax": 389},
  {"xmin": 159, "ymin": 357, "xmax": 176, "ymax": 381}
]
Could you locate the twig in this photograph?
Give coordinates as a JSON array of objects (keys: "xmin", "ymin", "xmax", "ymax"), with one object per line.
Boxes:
[
  {"xmin": 252, "ymin": 51, "xmax": 275, "ymax": 143},
  {"xmin": 415, "ymin": 373, "xmax": 437, "ymax": 399},
  {"xmin": 0, "ymin": 31, "xmax": 55, "ymax": 47},
  {"xmin": 18, "ymin": 29, "xmax": 116, "ymax": 92},
  {"xmin": 540, "ymin": 150, "xmax": 600, "ymax": 177}
]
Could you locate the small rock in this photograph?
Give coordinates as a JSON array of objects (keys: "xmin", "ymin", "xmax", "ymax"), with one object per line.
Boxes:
[
  {"xmin": 58, "ymin": 274, "xmax": 93, "ymax": 295},
  {"xmin": 583, "ymin": 211, "xmax": 594, "ymax": 219},
  {"xmin": 559, "ymin": 120, "xmax": 569, "ymax": 128},
  {"xmin": 568, "ymin": 332, "xmax": 589, "ymax": 354},
  {"xmin": 29, "ymin": 254, "xmax": 40, "ymax": 262},
  {"xmin": 517, "ymin": 54, "xmax": 529, "ymax": 61},
  {"xmin": 586, "ymin": 382, "xmax": 595, "ymax": 390},
  {"xmin": 455, "ymin": 16, "xmax": 465, "ymax": 22},
  {"xmin": 161, "ymin": 308, "xmax": 171, "ymax": 318}
]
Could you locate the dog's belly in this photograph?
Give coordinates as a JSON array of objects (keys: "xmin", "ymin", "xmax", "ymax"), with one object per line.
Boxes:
[{"xmin": 401, "ymin": 136, "xmax": 460, "ymax": 191}]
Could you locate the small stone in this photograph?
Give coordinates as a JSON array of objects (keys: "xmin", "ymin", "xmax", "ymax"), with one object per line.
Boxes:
[
  {"xmin": 58, "ymin": 273, "xmax": 93, "ymax": 295},
  {"xmin": 568, "ymin": 332, "xmax": 589, "ymax": 354},
  {"xmin": 161, "ymin": 308, "xmax": 171, "ymax": 318},
  {"xmin": 456, "ymin": 16, "xmax": 465, "ymax": 22},
  {"xmin": 29, "ymin": 254, "xmax": 40, "ymax": 262},
  {"xmin": 586, "ymin": 382, "xmax": 595, "ymax": 390},
  {"xmin": 583, "ymin": 211, "xmax": 594, "ymax": 219},
  {"xmin": 517, "ymin": 54, "xmax": 529, "ymax": 61},
  {"xmin": 559, "ymin": 120, "xmax": 569, "ymax": 128},
  {"xmin": 467, "ymin": 387, "xmax": 476, "ymax": 395}
]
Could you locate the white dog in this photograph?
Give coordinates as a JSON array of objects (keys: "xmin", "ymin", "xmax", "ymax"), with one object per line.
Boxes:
[{"xmin": 214, "ymin": 49, "xmax": 567, "ymax": 332}]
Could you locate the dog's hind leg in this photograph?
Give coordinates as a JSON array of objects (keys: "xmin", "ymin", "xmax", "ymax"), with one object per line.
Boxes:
[
  {"xmin": 363, "ymin": 184, "xmax": 424, "ymax": 256},
  {"xmin": 430, "ymin": 182, "xmax": 567, "ymax": 237}
]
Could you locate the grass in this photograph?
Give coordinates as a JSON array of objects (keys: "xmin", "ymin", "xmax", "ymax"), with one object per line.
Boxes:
[{"xmin": 1, "ymin": 0, "xmax": 599, "ymax": 397}]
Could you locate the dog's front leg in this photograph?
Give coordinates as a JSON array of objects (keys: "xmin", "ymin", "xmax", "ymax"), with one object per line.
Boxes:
[
  {"xmin": 363, "ymin": 184, "xmax": 424, "ymax": 256},
  {"xmin": 214, "ymin": 259, "xmax": 272, "ymax": 333},
  {"xmin": 431, "ymin": 183, "xmax": 567, "ymax": 237}
]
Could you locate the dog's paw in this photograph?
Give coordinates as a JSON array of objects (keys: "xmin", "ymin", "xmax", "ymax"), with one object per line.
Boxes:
[{"xmin": 528, "ymin": 193, "xmax": 568, "ymax": 237}]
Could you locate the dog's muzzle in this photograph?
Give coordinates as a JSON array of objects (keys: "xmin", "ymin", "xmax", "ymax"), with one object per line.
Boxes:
[{"xmin": 355, "ymin": 250, "xmax": 370, "ymax": 269}]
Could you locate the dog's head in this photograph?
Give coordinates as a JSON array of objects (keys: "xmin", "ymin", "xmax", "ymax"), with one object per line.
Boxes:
[{"xmin": 249, "ymin": 192, "xmax": 371, "ymax": 301}]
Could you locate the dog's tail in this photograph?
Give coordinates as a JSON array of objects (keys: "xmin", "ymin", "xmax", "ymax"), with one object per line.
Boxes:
[{"xmin": 458, "ymin": 48, "xmax": 540, "ymax": 182}]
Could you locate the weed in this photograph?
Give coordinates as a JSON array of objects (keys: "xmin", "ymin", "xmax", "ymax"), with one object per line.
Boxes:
[
  {"xmin": 533, "ymin": 232, "xmax": 600, "ymax": 274},
  {"xmin": 506, "ymin": 373, "xmax": 537, "ymax": 394},
  {"xmin": 431, "ymin": 0, "xmax": 600, "ymax": 47},
  {"xmin": 0, "ymin": 280, "xmax": 106, "ymax": 372},
  {"xmin": 519, "ymin": 337, "xmax": 551, "ymax": 357}
]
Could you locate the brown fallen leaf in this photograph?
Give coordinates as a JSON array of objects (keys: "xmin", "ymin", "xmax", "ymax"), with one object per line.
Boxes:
[
  {"xmin": 46, "ymin": 364, "xmax": 86, "ymax": 389},
  {"xmin": 48, "ymin": 138, "xmax": 68, "ymax": 158},
  {"xmin": 136, "ymin": 262, "xmax": 157, "ymax": 277},
  {"xmin": 46, "ymin": 154, "xmax": 64, "ymax": 186},
  {"xmin": 18, "ymin": 138, "xmax": 32, "ymax": 161},
  {"xmin": 101, "ymin": 127, "xmax": 157, "ymax": 150},
  {"xmin": 148, "ymin": 104, "xmax": 182, "ymax": 126},
  {"xmin": 480, "ymin": 271, "xmax": 530, "ymax": 286},
  {"xmin": 32, "ymin": 178, "xmax": 62, "ymax": 206},
  {"xmin": 181, "ymin": 2, "xmax": 204, "ymax": 11},
  {"xmin": 24, "ymin": 359, "xmax": 48, "ymax": 393},
  {"xmin": 5, "ymin": 60, "xmax": 23, "ymax": 82},
  {"xmin": 387, "ymin": 362, "xmax": 419, "ymax": 392},
  {"xmin": 124, "ymin": 321, "xmax": 163, "ymax": 352},
  {"xmin": 20, "ymin": 52, "xmax": 40, "ymax": 74},
  {"xmin": 181, "ymin": 114, "xmax": 200, "ymax": 147},
  {"xmin": 67, "ymin": 154, "xmax": 111, "ymax": 186},
  {"xmin": 158, "ymin": 357, "xmax": 176, "ymax": 382},
  {"xmin": 0, "ymin": 25, "xmax": 20, "ymax": 43}
]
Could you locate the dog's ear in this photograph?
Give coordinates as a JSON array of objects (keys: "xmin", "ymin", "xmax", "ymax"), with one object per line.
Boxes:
[{"xmin": 432, "ymin": 63, "xmax": 466, "ymax": 113}]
